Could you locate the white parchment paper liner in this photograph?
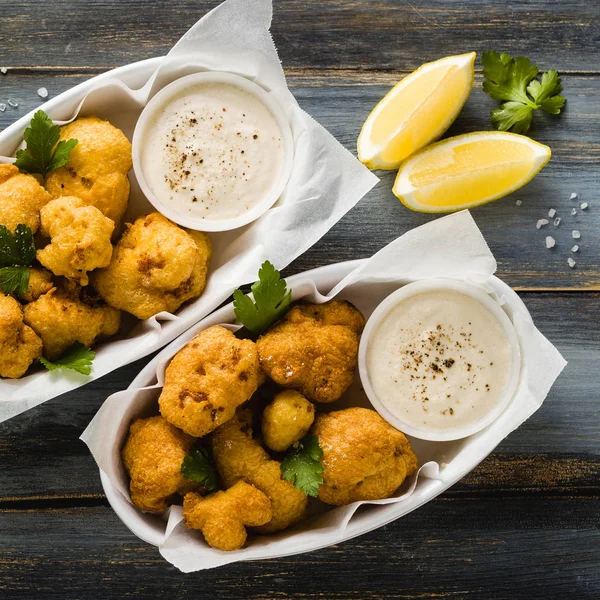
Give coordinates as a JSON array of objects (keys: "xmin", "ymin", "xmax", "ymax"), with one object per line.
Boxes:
[
  {"xmin": 0, "ymin": 0, "xmax": 378, "ymax": 421},
  {"xmin": 81, "ymin": 211, "xmax": 566, "ymax": 572}
]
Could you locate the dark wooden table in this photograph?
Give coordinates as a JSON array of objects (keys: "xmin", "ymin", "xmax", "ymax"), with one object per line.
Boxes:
[{"xmin": 1, "ymin": 1, "xmax": 599, "ymax": 598}]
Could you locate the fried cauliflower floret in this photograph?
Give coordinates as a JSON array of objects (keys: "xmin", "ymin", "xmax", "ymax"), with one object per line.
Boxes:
[
  {"xmin": 0, "ymin": 164, "xmax": 51, "ymax": 233},
  {"xmin": 23, "ymin": 287, "xmax": 120, "ymax": 360},
  {"xmin": 183, "ymin": 482, "xmax": 272, "ymax": 551},
  {"xmin": 0, "ymin": 295, "xmax": 42, "ymax": 378},
  {"xmin": 262, "ymin": 390, "xmax": 315, "ymax": 452},
  {"xmin": 312, "ymin": 408, "xmax": 418, "ymax": 506},
  {"xmin": 93, "ymin": 212, "xmax": 211, "ymax": 319},
  {"xmin": 45, "ymin": 117, "xmax": 132, "ymax": 224},
  {"xmin": 36, "ymin": 196, "xmax": 114, "ymax": 286},
  {"xmin": 16, "ymin": 268, "xmax": 53, "ymax": 302},
  {"xmin": 158, "ymin": 326, "xmax": 260, "ymax": 438},
  {"xmin": 211, "ymin": 410, "xmax": 308, "ymax": 533},
  {"xmin": 257, "ymin": 300, "xmax": 366, "ymax": 403},
  {"xmin": 122, "ymin": 416, "xmax": 198, "ymax": 513}
]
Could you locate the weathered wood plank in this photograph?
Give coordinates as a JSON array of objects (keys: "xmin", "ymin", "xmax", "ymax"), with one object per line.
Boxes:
[
  {"xmin": 2, "ymin": 0, "xmax": 598, "ymax": 72},
  {"xmin": 1, "ymin": 499, "xmax": 598, "ymax": 598},
  {"xmin": 1, "ymin": 72, "xmax": 598, "ymax": 289},
  {"xmin": 0, "ymin": 293, "xmax": 596, "ymax": 500}
]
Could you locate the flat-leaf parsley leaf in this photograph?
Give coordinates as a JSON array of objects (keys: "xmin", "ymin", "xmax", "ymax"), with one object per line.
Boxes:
[
  {"xmin": 181, "ymin": 448, "xmax": 219, "ymax": 493},
  {"xmin": 40, "ymin": 343, "xmax": 95, "ymax": 376},
  {"xmin": 482, "ymin": 51, "xmax": 566, "ymax": 134},
  {"xmin": 281, "ymin": 435, "xmax": 324, "ymax": 497},
  {"xmin": 14, "ymin": 110, "xmax": 78, "ymax": 178},
  {"xmin": 233, "ymin": 260, "xmax": 292, "ymax": 333},
  {"xmin": 0, "ymin": 224, "xmax": 36, "ymax": 295}
]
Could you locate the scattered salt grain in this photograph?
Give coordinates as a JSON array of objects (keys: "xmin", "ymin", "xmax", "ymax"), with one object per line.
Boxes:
[
  {"xmin": 554, "ymin": 217, "xmax": 561, "ymax": 226},
  {"xmin": 572, "ymin": 245, "xmax": 579, "ymax": 253},
  {"xmin": 548, "ymin": 208, "xmax": 556, "ymax": 218},
  {"xmin": 7, "ymin": 99, "xmax": 18, "ymax": 108},
  {"xmin": 580, "ymin": 202, "xmax": 589, "ymax": 210},
  {"xmin": 572, "ymin": 230, "xmax": 581, "ymax": 239},
  {"xmin": 571, "ymin": 208, "xmax": 577, "ymax": 216},
  {"xmin": 570, "ymin": 193, "xmax": 578, "ymax": 200},
  {"xmin": 545, "ymin": 236, "xmax": 556, "ymax": 249},
  {"xmin": 37, "ymin": 87, "xmax": 48, "ymax": 99},
  {"xmin": 0, "ymin": 67, "xmax": 7, "ymax": 75},
  {"xmin": 0, "ymin": 103, "xmax": 5, "ymax": 112},
  {"xmin": 536, "ymin": 219, "xmax": 549, "ymax": 229},
  {"xmin": 568, "ymin": 258, "xmax": 576, "ymax": 269},
  {"xmin": 515, "ymin": 200, "xmax": 522, "ymax": 206}
]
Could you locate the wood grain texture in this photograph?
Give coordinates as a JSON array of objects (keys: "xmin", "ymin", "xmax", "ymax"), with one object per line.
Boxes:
[
  {"xmin": 1, "ymin": 72, "xmax": 598, "ymax": 289},
  {"xmin": 2, "ymin": 0, "xmax": 599, "ymax": 72}
]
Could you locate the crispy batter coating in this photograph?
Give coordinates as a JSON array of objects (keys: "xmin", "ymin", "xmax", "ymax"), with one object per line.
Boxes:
[
  {"xmin": 183, "ymin": 482, "xmax": 272, "ymax": 551},
  {"xmin": 159, "ymin": 326, "xmax": 260, "ymax": 438},
  {"xmin": 262, "ymin": 390, "xmax": 315, "ymax": 452},
  {"xmin": 0, "ymin": 164, "xmax": 51, "ymax": 233},
  {"xmin": 23, "ymin": 287, "xmax": 120, "ymax": 360},
  {"xmin": 257, "ymin": 300, "xmax": 366, "ymax": 403},
  {"xmin": 16, "ymin": 268, "xmax": 53, "ymax": 302},
  {"xmin": 93, "ymin": 212, "xmax": 212, "ymax": 319},
  {"xmin": 0, "ymin": 294, "xmax": 42, "ymax": 378},
  {"xmin": 37, "ymin": 196, "xmax": 114, "ymax": 286},
  {"xmin": 45, "ymin": 117, "xmax": 132, "ymax": 224},
  {"xmin": 211, "ymin": 409, "xmax": 308, "ymax": 533},
  {"xmin": 122, "ymin": 416, "xmax": 198, "ymax": 513},
  {"xmin": 312, "ymin": 408, "xmax": 418, "ymax": 506}
]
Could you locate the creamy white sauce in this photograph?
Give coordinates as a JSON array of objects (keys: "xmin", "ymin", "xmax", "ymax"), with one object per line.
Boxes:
[
  {"xmin": 367, "ymin": 290, "xmax": 512, "ymax": 432},
  {"xmin": 142, "ymin": 82, "xmax": 284, "ymax": 221}
]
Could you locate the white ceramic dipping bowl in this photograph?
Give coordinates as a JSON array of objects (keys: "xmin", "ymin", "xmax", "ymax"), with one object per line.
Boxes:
[
  {"xmin": 132, "ymin": 71, "xmax": 294, "ymax": 232},
  {"xmin": 358, "ymin": 278, "xmax": 521, "ymax": 442}
]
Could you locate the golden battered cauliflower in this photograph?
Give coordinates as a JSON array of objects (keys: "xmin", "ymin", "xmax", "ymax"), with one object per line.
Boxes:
[
  {"xmin": 0, "ymin": 294, "xmax": 42, "ymax": 378},
  {"xmin": 16, "ymin": 268, "xmax": 53, "ymax": 302},
  {"xmin": 45, "ymin": 116, "xmax": 132, "ymax": 224},
  {"xmin": 159, "ymin": 326, "xmax": 261, "ymax": 438},
  {"xmin": 312, "ymin": 407, "xmax": 418, "ymax": 506},
  {"xmin": 183, "ymin": 482, "xmax": 272, "ymax": 551},
  {"xmin": 211, "ymin": 409, "xmax": 308, "ymax": 533},
  {"xmin": 23, "ymin": 287, "xmax": 120, "ymax": 360},
  {"xmin": 257, "ymin": 300, "xmax": 366, "ymax": 403},
  {"xmin": 0, "ymin": 164, "xmax": 51, "ymax": 233},
  {"xmin": 262, "ymin": 390, "xmax": 315, "ymax": 452},
  {"xmin": 93, "ymin": 212, "xmax": 211, "ymax": 320},
  {"xmin": 122, "ymin": 416, "xmax": 198, "ymax": 513},
  {"xmin": 36, "ymin": 196, "xmax": 114, "ymax": 286}
]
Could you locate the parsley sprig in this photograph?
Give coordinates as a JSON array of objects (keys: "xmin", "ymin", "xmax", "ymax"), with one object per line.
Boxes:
[
  {"xmin": 181, "ymin": 448, "xmax": 219, "ymax": 493},
  {"xmin": 233, "ymin": 261, "xmax": 292, "ymax": 334},
  {"xmin": 482, "ymin": 51, "xmax": 566, "ymax": 134},
  {"xmin": 40, "ymin": 343, "xmax": 95, "ymax": 376},
  {"xmin": 281, "ymin": 435, "xmax": 324, "ymax": 497},
  {"xmin": 14, "ymin": 110, "xmax": 78, "ymax": 178},
  {"xmin": 0, "ymin": 224, "xmax": 36, "ymax": 295}
]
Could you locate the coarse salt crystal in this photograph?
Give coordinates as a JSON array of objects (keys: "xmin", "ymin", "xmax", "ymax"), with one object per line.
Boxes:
[
  {"xmin": 554, "ymin": 217, "xmax": 561, "ymax": 226},
  {"xmin": 580, "ymin": 202, "xmax": 589, "ymax": 210},
  {"xmin": 7, "ymin": 99, "xmax": 18, "ymax": 108},
  {"xmin": 568, "ymin": 258, "xmax": 576, "ymax": 268},
  {"xmin": 545, "ymin": 236, "xmax": 556, "ymax": 249},
  {"xmin": 570, "ymin": 193, "xmax": 578, "ymax": 200},
  {"xmin": 0, "ymin": 103, "xmax": 5, "ymax": 112},
  {"xmin": 37, "ymin": 87, "xmax": 48, "ymax": 99},
  {"xmin": 0, "ymin": 67, "xmax": 7, "ymax": 75},
  {"xmin": 536, "ymin": 219, "xmax": 549, "ymax": 229},
  {"xmin": 572, "ymin": 245, "xmax": 579, "ymax": 253},
  {"xmin": 572, "ymin": 230, "xmax": 581, "ymax": 239},
  {"xmin": 515, "ymin": 200, "xmax": 522, "ymax": 206},
  {"xmin": 571, "ymin": 208, "xmax": 577, "ymax": 216},
  {"xmin": 548, "ymin": 208, "xmax": 556, "ymax": 218}
]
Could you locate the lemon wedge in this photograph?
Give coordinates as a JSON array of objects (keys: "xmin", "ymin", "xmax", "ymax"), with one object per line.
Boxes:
[
  {"xmin": 357, "ymin": 52, "xmax": 476, "ymax": 170},
  {"xmin": 392, "ymin": 131, "xmax": 551, "ymax": 212}
]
